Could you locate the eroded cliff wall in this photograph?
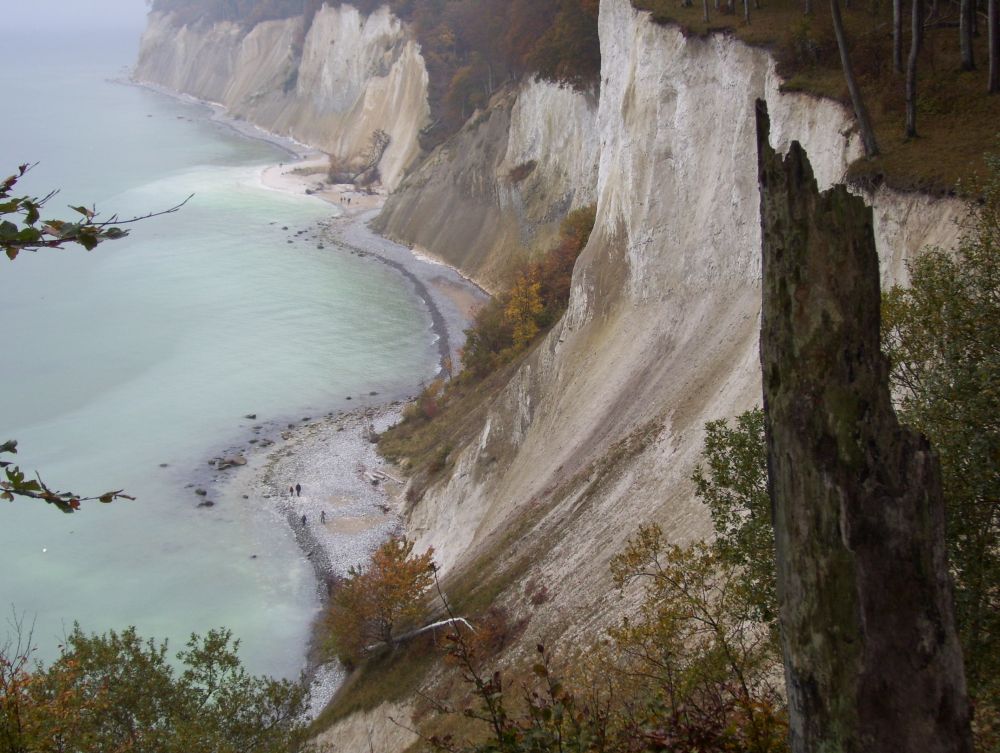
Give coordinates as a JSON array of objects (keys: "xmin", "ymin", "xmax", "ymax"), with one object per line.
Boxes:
[
  {"xmin": 405, "ymin": 0, "xmax": 967, "ymax": 625},
  {"xmin": 374, "ymin": 78, "xmax": 601, "ymax": 290},
  {"xmin": 137, "ymin": 0, "xmax": 973, "ymax": 741},
  {"xmin": 134, "ymin": 5, "xmax": 429, "ymax": 191}
]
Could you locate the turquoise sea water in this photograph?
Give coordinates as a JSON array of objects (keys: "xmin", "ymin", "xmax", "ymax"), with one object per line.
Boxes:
[{"xmin": 0, "ymin": 30, "xmax": 439, "ymax": 676}]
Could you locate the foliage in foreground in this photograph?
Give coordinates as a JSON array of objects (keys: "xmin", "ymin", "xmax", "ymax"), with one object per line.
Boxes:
[
  {"xmin": 692, "ymin": 409, "xmax": 775, "ymax": 627},
  {"xmin": 2, "ymin": 164, "xmax": 189, "ymax": 512},
  {"xmin": 424, "ymin": 526, "xmax": 785, "ymax": 753},
  {"xmin": 0, "ymin": 624, "xmax": 309, "ymax": 753},
  {"xmin": 881, "ymin": 152, "xmax": 1000, "ymax": 734},
  {"xmin": 324, "ymin": 537, "xmax": 437, "ymax": 667},
  {"xmin": 0, "ymin": 440, "xmax": 133, "ymax": 514}
]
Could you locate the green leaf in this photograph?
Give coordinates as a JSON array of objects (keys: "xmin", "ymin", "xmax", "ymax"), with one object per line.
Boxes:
[{"xmin": 23, "ymin": 202, "xmax": 39, "ymax": 225}]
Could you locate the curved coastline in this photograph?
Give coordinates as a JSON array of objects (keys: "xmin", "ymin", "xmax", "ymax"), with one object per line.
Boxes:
[{"xmin": 128, "ymin": 76, "xmax": 489, "ymax": 710}]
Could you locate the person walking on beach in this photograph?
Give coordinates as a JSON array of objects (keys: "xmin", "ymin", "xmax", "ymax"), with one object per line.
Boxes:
[
  {"xmin": 301, "ymin": 514, "xmax": 307, "ymax": 526},
  {"xmin": 320, "ymin": 510, "xmax": 326, "ymax": 524},
  {"xmin": 295, "ymin": 483, "xmax": 302, "ymax": 497},
  {"xmin": 289, "ymin": 485, "xmax": 294, "ymax": 496}
]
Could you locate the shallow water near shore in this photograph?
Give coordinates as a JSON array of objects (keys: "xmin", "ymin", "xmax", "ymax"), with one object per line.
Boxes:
[{"xmin": 0, "ymin": 31, "xmax": 439, "ymax": 676}]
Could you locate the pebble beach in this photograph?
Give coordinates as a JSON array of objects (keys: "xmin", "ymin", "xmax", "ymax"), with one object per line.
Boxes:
[{"xmin": 182, "ymin": 142, "xmax": 489, "ymax": 711}]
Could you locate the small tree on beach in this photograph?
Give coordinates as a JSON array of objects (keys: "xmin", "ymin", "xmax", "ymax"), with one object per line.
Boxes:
[{"xmin": 326, "ymin": 537, "xmax": 436, "ymax": 666}]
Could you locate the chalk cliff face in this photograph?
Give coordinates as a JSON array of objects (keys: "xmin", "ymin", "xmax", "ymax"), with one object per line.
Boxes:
[
  {"xmin": 374, "ymin": 78, "xmax": 601, "ymax": 290},
  {"xmin": 138, "ymin": 0, "xmax": 969, "ymax": 742},
  {"xmin": 135, "ymin": 5, "xmax": 428, "ymax": 191},
  {"xmin": 404, "ymin": 0, "xmax": 967, "ymax": 603}
]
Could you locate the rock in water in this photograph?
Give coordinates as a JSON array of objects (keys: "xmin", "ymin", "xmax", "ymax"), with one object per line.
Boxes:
[
  {"xmin": 215, "ymin": 454, "xmax": 247, "ymax": 470},
  {"xmin": 755, "ymin": 100, "xmax": 971, "ymax": 753}
]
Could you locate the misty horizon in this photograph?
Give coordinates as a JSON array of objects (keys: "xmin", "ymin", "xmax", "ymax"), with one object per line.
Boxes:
[{"xmin": 5, "ymin": 0, "xmax": 148, "ymax": 33}]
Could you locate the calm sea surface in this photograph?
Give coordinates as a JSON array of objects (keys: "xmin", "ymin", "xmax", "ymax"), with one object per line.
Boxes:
[{"xmin": 0, "ymin": 30, "xmax": 438, "ymax": 676}]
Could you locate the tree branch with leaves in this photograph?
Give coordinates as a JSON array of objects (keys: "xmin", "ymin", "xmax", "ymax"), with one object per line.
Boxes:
[
  {"xmin": 1, "ymin": 163, "xmax": 189, "ymax": 511},
  {"xmin": 1, "ymin": 164, "xmax": 190, "ymax": 260}
]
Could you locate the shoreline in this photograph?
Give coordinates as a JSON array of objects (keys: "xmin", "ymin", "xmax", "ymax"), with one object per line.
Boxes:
[{"xmin": 130, "ymin": 76, "xmax": 490, "ymax": 711}]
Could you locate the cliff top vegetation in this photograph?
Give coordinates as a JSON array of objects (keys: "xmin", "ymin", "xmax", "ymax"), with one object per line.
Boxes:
[{"xmin": 631, "ymin": 0, "xmax": 1000, "ymax": 195}]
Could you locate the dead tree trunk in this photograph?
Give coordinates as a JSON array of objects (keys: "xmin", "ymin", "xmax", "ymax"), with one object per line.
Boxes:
[
  {"xmin": 906, "ymin": 0, "xmax": 924, "ymax": 136},
  {"xmin": 755, "ymin": 100, "xmax": 972, "ymax": 753},
  {"xmin": 961, "ymin": 0, "xmax": 976, "ymax": 69},
  {"xmin": 831, "ymin": 0, "xmax": 880, "ymax": 156}
]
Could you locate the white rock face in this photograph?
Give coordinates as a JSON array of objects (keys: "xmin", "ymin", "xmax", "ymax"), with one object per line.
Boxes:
[
  {"xmin": 501, "ymin": 79, "xmax": 600, "ymax": 213},
  {"xmin": 407, "ymin": 0, "xmax": 967, "ymax": 594},
  {"xmin": 375, "ymin": 77, "xmax": 601, "ymax": 288},
  {"xmin": 134, "ymin": 6, "xmax": 429, "ymax": 191}
]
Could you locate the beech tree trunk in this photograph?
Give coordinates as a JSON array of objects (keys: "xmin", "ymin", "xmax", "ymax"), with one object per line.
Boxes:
[
  {"xmin": 961, "ymin": 0, "xmax": 976, "ymax": 69},
  {"xmin": 831, "ymin": 0, "xmax": 880, "ymax": 156},
  {"xmin": 906, "ymin": 0, "xmax": 924, "ymax": 136},
  {"xmin": 893, "ymin": 0, "xmax": 903, "ymax": 73},
  {"xmin": 990, "ymin": 0, "xmax": 999, "ymax": 93},
  {"xmin": 755, "ymin": 100, "xmax": 973, "ymax": 753}
]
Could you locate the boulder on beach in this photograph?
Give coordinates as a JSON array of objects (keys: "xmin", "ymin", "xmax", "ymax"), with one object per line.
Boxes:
[
  {"xmin": 244, "ymin": 413, "xmax": 257, "ymax": 420},
  {"xmin": 197, "ymin": 500, "xmax": 215, "ymax": 508},
  {"xmin": 195, "ymin": 488, "xmax": 207, "ymax": 496},
  {"xmin": 216, "ymin": 454, "xmax": 247, "ymax": 470}
]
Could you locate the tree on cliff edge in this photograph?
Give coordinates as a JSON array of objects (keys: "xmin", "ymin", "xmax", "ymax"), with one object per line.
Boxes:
[{"xmin": 830, "ymin": 0, "xmax": 879, "ymax": 157}]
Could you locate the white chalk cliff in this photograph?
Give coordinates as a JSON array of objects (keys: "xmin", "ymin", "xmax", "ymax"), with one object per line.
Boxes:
[
  {"xmin": 401, "ymin": 0, "xmax": 965, "ymax": 589},
  {"xmin": 138, "ymin": 1, "xmax": 968, "ymax": 746},
  {"xmin": 135, "ymin": 4, "xmax": 429, "ymax": 190}
]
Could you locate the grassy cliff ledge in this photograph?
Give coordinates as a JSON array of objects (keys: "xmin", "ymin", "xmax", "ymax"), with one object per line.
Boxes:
[{"xmin": 632, "ymin": 0, "xmax": 1000, "ymax": 195}]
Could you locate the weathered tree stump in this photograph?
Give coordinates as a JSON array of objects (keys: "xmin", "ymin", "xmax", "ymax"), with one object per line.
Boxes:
[{"xmin": 756, "ymin": 100, "xmax": 972, "ymax": 753}]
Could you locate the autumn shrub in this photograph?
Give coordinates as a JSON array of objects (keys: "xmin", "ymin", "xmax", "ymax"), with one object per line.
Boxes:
[
  {"xmin": 428, "ymin": 526, "xmax": 786, "ymax": 753},
  {"xmin": 325, "ymin": 537, "xmax": 436, "ymax": 667},
  {"xmin": 461, "ymin": 204, "xmax": 596, "ymax": 379}
]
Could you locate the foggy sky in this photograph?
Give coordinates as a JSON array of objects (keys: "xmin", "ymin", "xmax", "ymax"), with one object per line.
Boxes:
[{"xmin": 4, "ymin": 0, "xmax": 149, "ymax": 33}]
